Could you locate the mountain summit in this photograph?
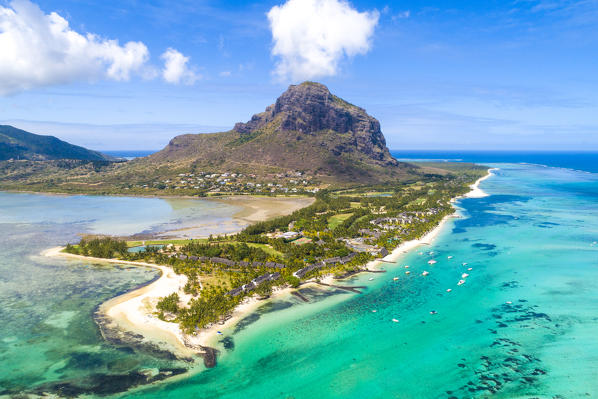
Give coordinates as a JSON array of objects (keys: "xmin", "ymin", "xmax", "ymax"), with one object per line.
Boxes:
[
  {"xmin": 233, "ymin": 82, "xmax": 399, "ymax": 168},
  {"xmin": 144, "ymin": 82, "xmax": 412, "ymax": 183}
]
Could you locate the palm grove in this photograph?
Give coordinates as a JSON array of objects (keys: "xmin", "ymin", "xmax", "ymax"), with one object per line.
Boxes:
[{"xmin": 65, "ymin": 165, "xmax": 486, "ymax": 333}]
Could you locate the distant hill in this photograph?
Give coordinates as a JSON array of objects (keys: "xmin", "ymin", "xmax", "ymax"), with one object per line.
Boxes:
[
  {"xmin": 0, "ymin": 125, "xmax": 115, "ymax": 162},
  {"xmin": 136, "ymin": 82, "xmax": 415, "ymax": 183}
]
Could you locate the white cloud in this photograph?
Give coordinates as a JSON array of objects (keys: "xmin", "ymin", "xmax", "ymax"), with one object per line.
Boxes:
[
  {"xmin": 160, "ymin": 48, "xmax": 199, "ymax": 85},
  {"xmin": 0, "ymin": 0, "xmax": 150, "ymax": 95},
  {"xmin": 267, "ymin": 0, "xmax": 379, "ymax": 81},
  {"xmin": 394, "ymin": 10, "xmax": 411, "ymax": 20}
]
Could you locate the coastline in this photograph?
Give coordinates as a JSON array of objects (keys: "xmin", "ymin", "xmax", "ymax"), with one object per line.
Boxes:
[
  {"xmin": 42, "ymin": 168, "xmax": 494, "ymax": 360},
  {"xmin": 42, "ymin": 247, "xmax": 198, "ymax": 357},
  {"xmin": 153, "ymin": 196, "xmax": 314, "ymax": 239},
  {"xmin": 212, "ymin": 195, "xmax": 314, "ymax": 224},
  {"xmin": 364, "ymin": 168, "xmax": 495, "ymax": 271},
  {"xmin": 463, "ymin": 167, "xmax": 497, "ymax": 198}
]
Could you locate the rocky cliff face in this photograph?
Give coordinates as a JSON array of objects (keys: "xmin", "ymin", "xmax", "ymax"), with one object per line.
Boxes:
[
  {"xmin": 142, "ymin": 81, "xmax": 412, "ymax": 183},
  {"xmin": 233, "ymin": 82, "xmax": 398, "ymax": 167}
]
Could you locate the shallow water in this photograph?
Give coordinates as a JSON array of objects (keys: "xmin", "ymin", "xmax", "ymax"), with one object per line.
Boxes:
[
  {"xmin": 0, "ymin": 193, "xmax": 241, "ymax": 396},
  {"xmin": 1, "ymin": 163, "xmax": 598, "ymax": 398},
  {"xmin": 124, "ymin": 163, "xmax": 598, "ymax": 399},
  {"xmin": 0, "ymin": 192, "xmax": 245, "ymax": 237}
]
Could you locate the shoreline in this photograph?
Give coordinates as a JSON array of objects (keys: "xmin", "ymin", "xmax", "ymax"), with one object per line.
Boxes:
[
  {"xmin": 42, "ymin": 168, "xmax": 494, "ymax": 359},
  {"xmin": 42, "ymin": 247, "xmax": 198, "ymax": 357},
  {"xmin": 212, "ymin": 195, "xmax": 314, "ymax": 224},
  {"xmin": 463, "ymin": 167, "xmax": 497, "ymax": 198},
  {"xmin": 364, "ymin": 168, "xmax": 495, "ymax": 271},
  {"xmin": 43, "ymin": 246, "xmax": 332, "ymax": 358}
]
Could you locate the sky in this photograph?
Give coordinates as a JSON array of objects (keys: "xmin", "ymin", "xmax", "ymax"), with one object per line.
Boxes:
[{"xmin": 0, "ymin": 0, "xmax": 597, "ymax": 151}]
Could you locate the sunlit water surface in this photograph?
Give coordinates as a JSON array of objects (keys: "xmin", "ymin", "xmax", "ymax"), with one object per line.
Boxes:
[{"xmin": 1, "ymin": 162, "xmax": 598, "ymax": 398}]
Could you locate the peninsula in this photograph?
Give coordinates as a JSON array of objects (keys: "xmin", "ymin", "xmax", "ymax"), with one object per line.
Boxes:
[
  {"xmin": 18, "ymin": 82, "xmax": 487, "ymax": 366},
  {"xmin": 48, "ymin": 167, "xmax": 488, "ymax": 366},
  {"xmin": 31, "ymin": 81, "xmax": 488, "ymax": 366}
]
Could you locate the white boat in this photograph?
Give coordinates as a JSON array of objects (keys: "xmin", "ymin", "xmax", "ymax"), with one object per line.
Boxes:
[
  {"xmin": 405, "ymin": 271, "xmax": 411, "ymax": 274},
  {"xmin": 467, "ymin": 267, "xmax": 472, "ymax": 271},
  {"xmin": 422, "ymin": 271, "xmax": 429, "ymax": 276},
  {"xmin": 428, "ymin": 260, "xmax": 437, "ymax": 265},
  {"xmin": 506, "ymin": 301, "xmax": 512, "ymax": 304},
  {"xmin": 461, "ymin": 273, "xmax": 469, "ymax": 278},
  {"xmin": 393, "ymin": 277, "xmax": 399, "ymax": 281},
  {"xmin": 446, "ymin": 288, "xmax": 452, "ymax": 292},
  {"xmin": 392, "ymin": 318, "xmax": 399, "ymax": 323},
  {"xmin": 448, "ymin": 256, "xmax": 453, "ymax": 259},
  {"xmin": 369, "ymin": 277, "xmax": 374, "ymax": 281},
  {"xmin": 372, "ymin": 310, "xmax": 377, "ymax": 313},
  {"xmin": 404, "ymin": 265, "xmax": 410, "ymax": 268},
  {"xmin": 429, "ymin": 311, "xmax": 437, "ymax": 315},
  {"xmin": 457, "ymin": 279, "xmax": 466, "ymax": 285},
  {"xmin": 462, "ymin": 262, "xmax": 468, "ymax": 266}
]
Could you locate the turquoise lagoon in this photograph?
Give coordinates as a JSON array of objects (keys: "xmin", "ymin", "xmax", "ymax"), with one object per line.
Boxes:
[
  {"xmin": 0, "ymin": 193, "xmax": 242, "ymax": 396},
  {"xmin": 1, "ymin": 162, "xmax": 598, "ymax": 398}
]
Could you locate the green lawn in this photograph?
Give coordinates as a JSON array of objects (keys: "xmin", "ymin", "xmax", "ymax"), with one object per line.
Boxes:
[
  {"xmin": 244, "ymin": 243, "xmax": 283, "ymax": 257},
  {"xmin": 328, "ymin": 213, "xmax": 354, "ymax": 229},
  {"xmin": 126, "ymin": 239, "xmax": 207, "ymax": 247}
]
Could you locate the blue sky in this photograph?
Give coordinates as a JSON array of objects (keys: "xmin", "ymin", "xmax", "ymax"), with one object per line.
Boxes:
[{"xmin": 0, "ymin": 0, "xmax": 597, "ymax": 151}]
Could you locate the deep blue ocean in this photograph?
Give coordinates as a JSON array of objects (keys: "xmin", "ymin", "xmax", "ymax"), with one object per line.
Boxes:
[
  {"xmin": 103, "ymin": 150, "xmax": 156, "ymax": 159},
  {"xmin": 390, "ymin": 150, "xmax": 598, "ymax": 174}
]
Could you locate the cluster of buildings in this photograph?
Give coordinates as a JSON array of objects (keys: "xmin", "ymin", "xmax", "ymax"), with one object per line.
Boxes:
[
  {"xmin": 292, "ymin": 252, "xmax": 359, "ymax": 278},
  {"xmin": 226, "ymin": 272, "xmax": 281, "ymax": 297},
  {"xmin": 169, "ymin": 206, "xmax": 443, "ymax": 301},
  {"xmin": 370, "ymin": 210, "xmax": 441, "ymax": 229},
  {"xmin": 131, "ymin": 170, "xmax": 322, "ymax": 194},
  {"xmin": 175, "ymin": 254, "xmax": 287, "ymax": 269}
]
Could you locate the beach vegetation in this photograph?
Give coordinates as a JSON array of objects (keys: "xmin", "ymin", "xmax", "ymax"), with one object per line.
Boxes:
[
  {"xmin": 60, "ymin": 164, "xmax": 488, "ymax": 334},
  {"xmin": 157, "ymin": 293, "xmax": 180, "ymax": 315}
]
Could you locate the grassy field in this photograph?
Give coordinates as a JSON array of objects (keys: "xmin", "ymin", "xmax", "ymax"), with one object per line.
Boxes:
[
  {"xmin": 407, "ymin": 198, "xmax": 427, "ymax": 207},
  {"xmin": 327, "ymin": 212, "xmax": 354, "ymax": 229},
  {"xmin": 126, "ymin": 239, "xmax": 205, "ymax": 247},
  {"xmin": 197, "ymin": 272, "xmax": 233, "ymax": 290},
  {"xmin": 126, "ymin": 239, "xmax": 283, "ymax": 258}
]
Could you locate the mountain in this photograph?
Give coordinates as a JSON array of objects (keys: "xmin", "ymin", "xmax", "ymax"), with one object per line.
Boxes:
[
  {"xmin": 139, "ymin": 82, "xmax": 413, "ymax": 183},
  {"xmin": 0, "ymin": 125, "xmax": 115, "ymax": 162}
]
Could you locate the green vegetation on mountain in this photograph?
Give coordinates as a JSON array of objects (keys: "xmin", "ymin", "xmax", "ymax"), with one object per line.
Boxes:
[
  {"xmin": 139, "ymin": 81, "xmax": 413, "ymax": 184},
  {"xmin": 0, "ymin": 125, "xmax": 114, "ymax": 162},
  {"xmin": 0, "ymin": 82, "xmax": 425, "ymax": 194}
]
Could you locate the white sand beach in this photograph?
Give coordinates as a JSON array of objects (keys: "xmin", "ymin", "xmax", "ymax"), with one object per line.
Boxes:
[
  {"xmin": 464, "ymin": 168, "xmax": 498, "ymax": 198},
  {"xmin": 43, "ymin": 247, "xmax": 200, "ymax": 356},
  {"xmin": 42, "ymin": 168, "xmax": 494, "ymax": 356}
]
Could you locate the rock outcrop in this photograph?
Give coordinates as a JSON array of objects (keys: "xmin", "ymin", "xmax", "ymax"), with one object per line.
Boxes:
[
  {"xmin": 142, "ymin": 81, "xmax": 413, "ymax": 183},
  {"xmin": 233, "ymin": 82, "xmax": 398, "ymax": 167}
]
